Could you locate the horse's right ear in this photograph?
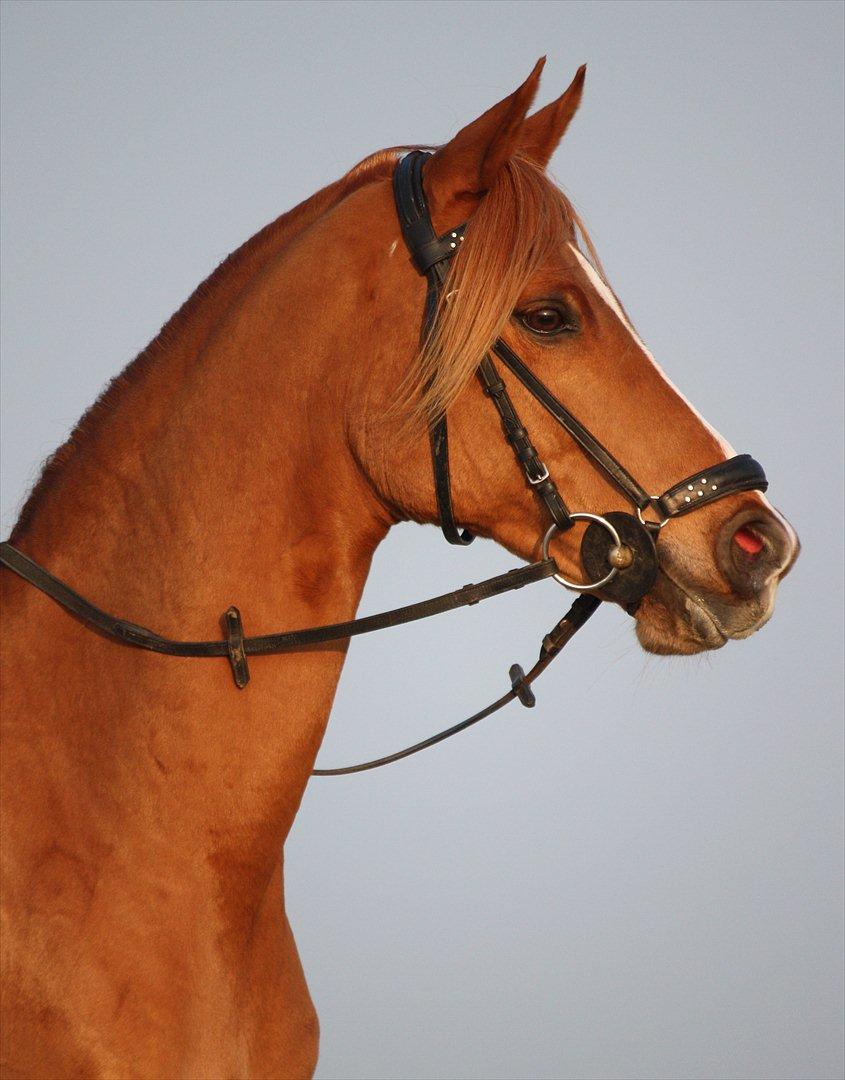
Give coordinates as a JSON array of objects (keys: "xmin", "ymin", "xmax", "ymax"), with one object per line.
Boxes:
[
  {"xmin": 518, "ymin": 64, "xmax": 586, "ymax": 169},
  {"xmin": 424, "ymin": 58, "xmax": 545, "ymax": 220}
]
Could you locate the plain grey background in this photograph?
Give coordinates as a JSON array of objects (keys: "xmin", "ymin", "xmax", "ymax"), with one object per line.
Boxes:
[{"xmin": 2, "ymin": 3, "xmax": 843, "ymax": 1079}]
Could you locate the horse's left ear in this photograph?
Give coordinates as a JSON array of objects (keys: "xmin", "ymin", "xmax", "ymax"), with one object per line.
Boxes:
[{"xmin": 518, "ymin": 64, "xmax": 586, "ymax": 169}]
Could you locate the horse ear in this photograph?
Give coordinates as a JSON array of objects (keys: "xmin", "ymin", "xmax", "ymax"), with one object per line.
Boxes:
[
  {"xmin": 518, "ymin": 64, "xmax": 586, "ymax": 169},
  {"xmin": 424, "ymin": 58, "xmax": 545, "ymax": 216}
]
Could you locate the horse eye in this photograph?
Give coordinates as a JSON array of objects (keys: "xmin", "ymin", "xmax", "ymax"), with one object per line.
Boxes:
[{"xmin": 519, "ymin": 305, "xmax": 576, "ymax": 336}]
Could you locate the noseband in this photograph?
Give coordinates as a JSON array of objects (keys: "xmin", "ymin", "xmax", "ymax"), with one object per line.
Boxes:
[{"xmin": 0, "ymin": 151, "xmax": 768, "ymax": 775}]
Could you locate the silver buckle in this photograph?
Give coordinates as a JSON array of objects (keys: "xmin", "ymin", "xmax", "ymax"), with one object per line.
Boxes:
[
  {"xmin": 636, "ymin": 497, "xmax": 671, "ymax": 531},
  {"xmin": 528, "ymin": 462, "xmax": 550, "ymax": 486}
]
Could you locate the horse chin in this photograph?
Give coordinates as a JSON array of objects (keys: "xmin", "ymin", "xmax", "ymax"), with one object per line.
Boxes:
[
  {"xmin": 633, "ymin": 572, "xmax": 730, "ymax": 655},
  {"xmin": 633, "ymin": 566, "xmax": 778, "ymax": 655}
]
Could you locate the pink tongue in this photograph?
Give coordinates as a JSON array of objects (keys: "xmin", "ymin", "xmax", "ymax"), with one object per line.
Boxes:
[{"xmin": 734, "ymin": 526, "xmax": 764, "ymax": 555}]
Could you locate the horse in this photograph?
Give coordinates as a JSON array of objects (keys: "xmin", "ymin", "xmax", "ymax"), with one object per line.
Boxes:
[{"xmin": 0, "ymin": 60, "xmax": 798, "ymax": 1079}]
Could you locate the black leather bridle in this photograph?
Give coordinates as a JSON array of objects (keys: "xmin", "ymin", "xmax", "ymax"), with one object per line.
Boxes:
[
  {"xmin": 0, "ymin": 150, "xmax": 768, "ymax": 775},
  {"xmin": 393, "ymin": 151, "xmax": 768, "ymax": 605}
]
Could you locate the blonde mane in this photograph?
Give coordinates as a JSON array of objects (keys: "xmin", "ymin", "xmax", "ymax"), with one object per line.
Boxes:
[{"xmin": 393, "ymin": 154, "xmax": 602, "ymax": 429}]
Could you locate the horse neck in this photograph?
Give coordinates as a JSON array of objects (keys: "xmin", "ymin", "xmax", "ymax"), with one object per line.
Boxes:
[{"xmin": 7, "ymin": 204, "xmax": 392, "ymax": 860}]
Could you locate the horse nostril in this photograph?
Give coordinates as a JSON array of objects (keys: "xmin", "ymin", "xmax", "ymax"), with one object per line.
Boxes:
[
  {"xmin": 733, "ymin": 525, "xmax": 765, "ymax": 557},
  {"xmin": 718, "ymin": 509, "xmax": 794, "ymax": 597}
]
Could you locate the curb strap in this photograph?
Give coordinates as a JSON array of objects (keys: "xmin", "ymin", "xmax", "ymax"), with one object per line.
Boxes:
[{"xmin": 312, "ymin": 594, "xmax": 600, "ymax": 775}]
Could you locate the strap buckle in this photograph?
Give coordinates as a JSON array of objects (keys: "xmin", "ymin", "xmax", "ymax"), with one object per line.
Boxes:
[{"xmin": 527, "ymin": 461, "xmax": 550, "ymax": 486}]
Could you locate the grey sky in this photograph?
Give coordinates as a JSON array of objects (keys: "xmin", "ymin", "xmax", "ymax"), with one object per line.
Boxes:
[{"xmin": 1, "ymin": 3, "xmax": 843, "ymax": 1078}]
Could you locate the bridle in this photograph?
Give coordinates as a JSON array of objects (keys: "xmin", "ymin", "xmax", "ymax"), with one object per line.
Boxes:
[
  {"xmin": 393, "ymin": 151, "xmax": 767, "ymax": 603},
  {"xmin": 0, "ymin": 150, "xmax": 768, "ymax": 775}
]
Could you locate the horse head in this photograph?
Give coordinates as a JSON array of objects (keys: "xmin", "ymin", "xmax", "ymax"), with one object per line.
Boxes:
[{"xmin": 338, "ymin": 60, "xmax": 798, "ymax": 654}]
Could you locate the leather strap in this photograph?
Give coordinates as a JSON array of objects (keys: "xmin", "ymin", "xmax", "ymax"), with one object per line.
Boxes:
[
  {"xmin": 655, "ymin": 454, "xmax": 768, "ymax": 520},
  {"xmin": 0, "ymin": 541, "xmax": 557, "ymax": 661},
  {"xmin": 390, "ymin": 153, "xmax": 768, "ymax": 552},
  {"xmin": 491, "ymin": 339, "xmax": 653, "ymax": 511},
  {"xmin": 312, "ymin": 594, "xmax": 600, "ymax": 775},
  {"xmin": 394, "ymin": 151, "xmax": 473, "ymax": 546},
  {"xmin": 476, "ymin": 354, "xmax": 572, "ymax": 530},
  {"xmin": 428, "ymin": 415, "xmax": 472, "ymax": 545},
  {"xmin": 0, "ymin": 154, "xmax": 772, "ymax": 782},
  {"xmin": 0, "ymin": 540, "xmax": 592, "ymax": 777},
  {"xmin": 392, "ymin": 153, "xmax": 466, "ymax": 274}
]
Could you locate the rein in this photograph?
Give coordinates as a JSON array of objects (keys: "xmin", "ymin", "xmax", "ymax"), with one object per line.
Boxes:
[
  {"xmin": 0, "ymin": 541, "xmax": 598, "ymax": 776},
  {"xmin": 0, "ymin": 150, "xmax": 769, "ymax": 776}
]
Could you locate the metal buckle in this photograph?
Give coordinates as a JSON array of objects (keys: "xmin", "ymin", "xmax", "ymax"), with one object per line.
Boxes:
[
  {"xmin": 636, "ymin": 497, "xmax": 671, "ymax": 531},
  {"xmin": 542, "ymin": 514, "xmax": 622, "ymax": 593},
  {"xmin": 528, "ymin": 461, "xmax": 550, "ymax": 486}
]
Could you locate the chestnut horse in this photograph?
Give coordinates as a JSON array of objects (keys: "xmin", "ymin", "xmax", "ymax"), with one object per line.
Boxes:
[{"xmin": 0, "ymin": 62, "xmax": 797, "ymax": 1078}]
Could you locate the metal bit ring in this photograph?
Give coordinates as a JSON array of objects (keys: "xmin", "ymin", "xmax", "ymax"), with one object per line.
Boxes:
[
  {"xmin": 542, "ymin": 514, "xmax": 622, "ymax": 593},
  {"xmin": 636, "ymin": 497, "xmax": 671, "ymax": 530}
]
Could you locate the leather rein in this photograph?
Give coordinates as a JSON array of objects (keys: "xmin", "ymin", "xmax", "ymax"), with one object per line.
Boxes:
[{"xmin": 0, "ymin": 151, "xmax": 768, "ymax": 776}]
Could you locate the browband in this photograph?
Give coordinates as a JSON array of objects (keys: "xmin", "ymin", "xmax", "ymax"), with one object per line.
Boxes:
[{"xmin": 393, "ymin": 152, "xmax": 466, "ymax": 275}]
